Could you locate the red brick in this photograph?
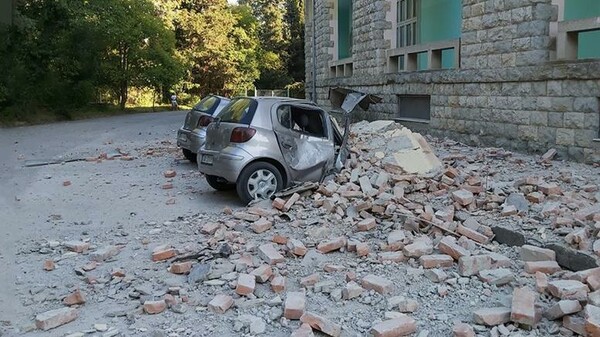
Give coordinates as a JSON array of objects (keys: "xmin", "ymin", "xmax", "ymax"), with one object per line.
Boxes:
[
  {"xmin": 272, "ymin": 234, "xmax": 288, "ymax": 244},
  {"xmin": 300, "ymin": 312, "xmax": 342, "ymax": 337},
  {"xmin": 544, "ymin": 300, "xmax": 582, "ymax": 320},
  {"xmin": 537, "ymin": 182, "xmax": 562, "ymax": 195},
  {"xmin": 251, "ymin": 265, "xmax": 273, "ymax": 283},
  {"xmin": 35, "ymin": 307, "xmax": 78, "ymax": 331},
  {"xmin": 526, "ymin": 192, "xmax": 544, "ymax": 203},
  {"xmin": 342, "ymin": 281, "xmax": 364, "ymax": 300},
  {"xmin": 456, "ymin": 225, "xmax": 489, "ymax": 244},
  {"xmin": 362, "ymin": 274, "xmax": 394, "ymax": 294},
  {"xmin": 62, "ymin": 180, "xmax": 71, "ymax": 187},
  {"xmin": 585, "ymin": 304, "xmax": 600, "ymax": 336},
  {"xmin": 356, "ymin": 243, "xmax": 370, "ymax": 257},
  {"xmin": 271, "ymin": 275, "xmax": 286, "ymax": 293},
  {"xmin": 283, "ymin": 193, "xmax": 301, "ymax": 212},
  {"xmin": 458, "ymin": 255, "xmax": 492, "ymax": 277},
  {"xmin": 472, "ymin": 308, "xmax": 511, "ymax": 326},
  {"xmin": 111, "ymin": 268, "xmax": 125, "ymax": 278},
  {"xmin": 317, "ymin": 237, "xmax": 346, "ymax": 254},
  {"xmin": 144, "ymin": 300, "xmax": 167, "ymax": 314},
  {"xmin": 547, "ymin": 280, "xmax": 589, "ymax": 301},
  {"xmin": 272, "ymin": 198, "xmax": 286, "ymax": 210},
  {"xmin": 452, "ymin": 189, "xmax": 474, "ymax": 206},
  {"xmin": 152, "ymin": 247, "xmax": 177, "ymax": 262},
  {"xmin": 379, "ymin": 252, "xmax": 406, "ymax": 263},
  {"xmin": 419, "ymin": 254, "xmax": 454, "ymax": 269},
  {"xmin": 563, "ymin": 315, "xmax": 586, "ymax": 335},
  {"xmin": 403, "ymin": 237, "xmax": 433, "ymax": 258},
  {"xmin": 370, "ymin": 316, "xmax": 417, "ymax": 337},
  {"xmin": 288, "ymin": 239, "xmax": 308, "ymax": 256},
  {"xmin": 161, "ymin": 183, "xmax": 173, "ymax": 190},
  {"xmin": 163, "ymin": 294, "xmax": 178, "ymax": 307},
  {"xmin": 251, "ymin": 218, "xmax": 272, "ymax": 233},
  {"xmin": 43, "ymin": 259, "xmax": 55, "ymax": 271},
  {"xmin": 164, "ymin": 170, "xmax": 176, "ymax": 178},
  {"xmin": 452, "ymin": 323, "xmax": 475, "ymax": 337},
  {"xmin": 300, "ymin": 274, "xmax": 319, "ymax": 287},
  {"xmin": 170, "ymin": 261, "xmax": 192, "ymax": 275},
  {"xmin": 345, "ymin": 272, "xmax": 356, "ymax": 282},
  {"xmin": 520, "ymin": 245, "xmax": 556, "ymax": 262},
  {"xmin": 64, "ymin": 241, "xmax": 90, "ymax": 253},
  {"xmin": 290, "ymin": 323, "xmax": 315, "ymax": 337},
  {"xmin": 588, "ymin": 275, "xmax": 600, "ymax": 291},
  {"xmin": 510, "ymin": 287, "xmax": 537, "ymax": 327},
  {"xmin": 258, "ymin": 243, "xmax": 285, "ymax": 265},
  {"xmin": 535, "ymin": 272, "xmax": 548, "ymax": 293},
  {"xmin": 200, "ymin": 222, "xmax": 220, "ymax": 235},
  {"xmin": 501, "ymin": 205, "xmax": 518, "ymax": 216},
  {"xmin": 235, "ymin": 273, "xmax": 256, "ymax": 296},
  {"xmin": 356, "ymin": 218, "xmax": 376, "ymax": 231},
  {"xmin": 284, "ymin": 291, "xmax": 306, "ymax": 320},
  {"xmin": 524, "ymin": 261, "xmax": 561, "ymax": 275},
  {"xmin": 63, "ymin": 290, "xmax": 86, "ymax": 305},
  {"xmin": 208, "ymin": 294, "xmax": 233, "ymax": 314},
  {"xmin": 234, "ymin": 211, "xmax": 260, "ymax": 222},
  {"xmin": 575, "ymin": 204, "xmax": 600, "ymax": 221},
  {"xmin": 438, "ymin": 236, "xmax": 471, "ymax": 260},
  {"xmin": 444, "ymin": 167, "xmax": 460, "ymax": 179},
  {"xmin": 541, "ymin": 148, "xmax": 557, "ymax": 162},
  {"xmin": 323, "ymin": 264, "xmax": 345, "ymax": 273}
]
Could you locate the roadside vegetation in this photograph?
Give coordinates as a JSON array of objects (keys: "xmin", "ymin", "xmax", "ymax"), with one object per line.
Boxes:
[{"xmin": 0, "ymin": 0, "xmax": 305, "ymax": 126}]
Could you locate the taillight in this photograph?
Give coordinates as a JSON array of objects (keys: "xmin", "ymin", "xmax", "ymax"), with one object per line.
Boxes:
[
  {"xmin": 198, "ymin": 115, "xmax": 214, "ymax": 127},
  {"xmin": 230, "ymin": 127, "xmax": 256, "ymax": 143}
]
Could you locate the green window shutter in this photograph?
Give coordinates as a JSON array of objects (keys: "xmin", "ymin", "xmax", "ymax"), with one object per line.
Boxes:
[
  {"xmin": 565, "ymin": 0, "xmax": 600, "ymax": 59},
  {"xmin": 338, "ymin": 0, "xmax": 352, "ymax": 59}
]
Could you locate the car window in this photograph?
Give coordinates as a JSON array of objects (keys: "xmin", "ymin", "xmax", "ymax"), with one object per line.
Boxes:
[
  {"xmin": 277, "ymin": 104, "xmax": 327, "ymax": 138},
  {"xmin": 193, "ymin": 96, "xmax": 220, "ymax": 115},
  {"xmin": 218, "ymin": 98, "xmax": 258, "ymax": 125}
]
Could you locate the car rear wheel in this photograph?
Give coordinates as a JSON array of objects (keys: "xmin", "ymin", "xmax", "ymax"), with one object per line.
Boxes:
[
  {"xmin": 236, "ymin": 162, "xmax": 283, "ymax": 205},
  {"xmin": 206, "ymin": 175, "xmax": 235, "ymax": 191},
  {"xmin": 182, "ymin": 148, "xmax": 197, "ymax": 163}
]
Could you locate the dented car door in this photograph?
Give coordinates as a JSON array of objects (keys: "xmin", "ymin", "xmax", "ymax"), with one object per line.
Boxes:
[{"xmin": 271, "ymin": 103, "xmax": 335, "ymax": 183}]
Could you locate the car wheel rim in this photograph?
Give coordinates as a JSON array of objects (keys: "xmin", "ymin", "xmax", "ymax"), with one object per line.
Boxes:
[{"xmin": 247, "ymin": 169, "xmax": 277, "ymax": 200}]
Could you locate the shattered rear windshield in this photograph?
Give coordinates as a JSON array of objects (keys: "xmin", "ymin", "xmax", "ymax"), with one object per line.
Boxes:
[
  {"xmin": 218, "ymin": 98, "xmax": 258, "ymax": 125},
  {"xmin": 193, "ymin": 96, "xmax": 220, "ymax": 115}
]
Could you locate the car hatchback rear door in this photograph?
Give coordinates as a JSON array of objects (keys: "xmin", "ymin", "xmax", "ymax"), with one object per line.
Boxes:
[{"xmin": 271, "ymin": 103, "xmax": 335, "ymax": 183}]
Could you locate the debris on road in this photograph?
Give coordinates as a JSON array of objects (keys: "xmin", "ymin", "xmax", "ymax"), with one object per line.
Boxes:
[{"xmin": 9, "ymin": 120, "xmax": 600, "ymax": 336}]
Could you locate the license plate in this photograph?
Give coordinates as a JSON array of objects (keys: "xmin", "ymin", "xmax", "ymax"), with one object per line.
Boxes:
[{"xmin": 201, "ymin": 155, "xmax": 214, "ymax": 165}]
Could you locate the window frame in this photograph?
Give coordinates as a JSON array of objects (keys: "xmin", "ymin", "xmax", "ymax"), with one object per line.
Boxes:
[
  {"xmin": 276, "ymin": 104, "xmax": 328, "ymax": 139},
  {"xmin": 396, "ymin": 0, "xmax": 418, "ymax": 48}
]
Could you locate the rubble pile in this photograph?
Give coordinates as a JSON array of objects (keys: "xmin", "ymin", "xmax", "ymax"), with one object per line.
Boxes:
[{"xmin": 10, "ymin": 121, "xmax": 600, "ymax": 336}]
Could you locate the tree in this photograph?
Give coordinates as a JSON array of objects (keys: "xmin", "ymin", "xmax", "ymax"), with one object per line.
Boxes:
[
  {"xmin": 82, "ymin": 0, "xmax": 183, "ymax": 109},
  {"xmin": 284, "ymin": 0, "xmax": 305, "ymax": 83}
]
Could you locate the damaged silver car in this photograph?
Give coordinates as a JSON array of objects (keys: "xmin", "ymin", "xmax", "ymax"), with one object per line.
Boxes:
[
  {"xmin": 197, "ymin": 89, "xmax": 380, "ymax": 204},
  {"xmin": 177, "ymin": 95, "xmax": 231, "ymax": 162}
]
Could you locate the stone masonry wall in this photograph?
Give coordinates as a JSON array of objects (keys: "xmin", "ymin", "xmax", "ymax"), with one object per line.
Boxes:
[{"xmin": 305, "ymin": 0, "xmax": 600, "ymax": 163}]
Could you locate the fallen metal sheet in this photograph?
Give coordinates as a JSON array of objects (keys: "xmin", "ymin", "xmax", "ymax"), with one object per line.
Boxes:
[{"xmin": 24, "ymin": 158, "xmax": 86, "ymax": 168}]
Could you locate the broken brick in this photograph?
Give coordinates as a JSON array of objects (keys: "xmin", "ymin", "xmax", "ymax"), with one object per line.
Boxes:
[
  {"xmin": 510, "ymin": 287, "xmax": 537, "ymax": 327},
  {"xmin": 271, "ymin": 275, "xmax": 286, "ymax": 293},
  {"xmin": 200, "ymin": 222, "xmax": 220, "ymax": 235},
  {"xmin": 164, "ymin": 170, "xmax": 176, "ymax": 178},
  {"xmin": 419, "ymin": 254, "xmax": 454, "ymax": 269},
  {"xmin": 63, "ymin": 289, "xmax": 86, "ymax": 306},
  {"xmin": 458, "ymin": 255, "xmax": 492, "ymax": 277},
  {"xmin": 152, "ymin": 246, "xmax": 177, "ymax": 262},
  {"xmin": 288, "ymin": 239, "xmax": 308, "ymax": 256},
  {"xmin": 547, "ymin": 280, "xmax": 589, "ymax": 301},
  {"xmin": 524, "ymin": 261, "xmax": 561, "ymax": 275},
  {"xmin": 452, "ymin": 189, "xmax": 474, "ymax": 206},
  {"xmin": 585, "ymin": 304, "xmax": 600, "ymax": 336},
  {"xmin": 208, "ymin": 294, "xmax": 233, "ymax": 314},
  {"xmin": 317, "ymin": 237, "xmax": 346, "ymax": 254},
  {"xmin": 43, "ymin": 259, "xmax": 55, "ymax": 271},
  {"xmin": 35, "ymin": 307, "xmax": 78, "ymax": 331},
  {"xmin": 300, "ymin": 274, "xmax": 319, "ymax": 287},
  {"xmin": 144, "ymin": 300, "xmax": 167, "ymax": 314},
  {"xmin": 362, "ymin": 274, "xmax": 394, "ymax": 294},
  {"xmin": 291, "ymin": 323, "xmax": 315, "ymax": 337},
  {"xmin": 520, "ymin": 245, "xmax": 556, "ymax": 262},
  {"xmin": 356, "ymin": 218, "xmax": 376, "ymax": 231},
  {"xmin": 284, "ymin": 292, "xmax": 306, "ymax": 320},
  {"xmin": 170, "ymin": 261, "xmax": 192, "ymax": 275},
  {"xmin": 370, "ymin": 316, "xmax": 417, "ymax": 337},
  {"xmin": 472, "ymin": 308, "xmax": 511, "ymax": 326},
  {"xmin": 251, "ymin": 265, "xmax": 273, "ymax": 283},
  {"xmin": 452, "ymin": 323, "xmax": 475, "ymax": 337},
  {"xmin": 438, "ymin": 236, "xmax": 470, "ymax": 260},
  {"xmin": 235, "ymin": 273, "xmax": 256, "ymax": 296},
  {"xmin": 300, "ymin": 312, "xmax": 342, "ymax": 337},
  {"xmin": 544, "ymin": 300, "xmax": 582, "ymax": 320},
  {"xmin": 63, "ymin": 241, "xmax": 90, "ymax": 253},
  {"xmin": 272, "ymin": 198, "xmax": 286, "ymax": 210},
  {"xmin": 356, "ymin": 243, "xmax": 370, "ymax": 257},
  {"xmin": 403, "ymin": 237, "xmax": 433, "ymax": 258},
  {"xmin": 342, "ymin": 281, "xmax": 364, "ymax": 300},
  {"xmin": 258, "ymin": 244, "xmax": 285, "ymax": 265},
  {"xmin": 282, "ymin": 193, "xmax": 301, "ymax": 212},
  {"xmin": 251, "ymin": 218, "xmax": 272, "ymax": 234},
  {"xmin": 456, "ymin": 225, "xmax": 489, "ymax": 244}
]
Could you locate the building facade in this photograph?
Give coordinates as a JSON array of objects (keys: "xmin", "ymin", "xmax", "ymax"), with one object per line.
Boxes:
[{"xmin": 305, "ymin": 0, "xmax": 600, "ymax": 163}]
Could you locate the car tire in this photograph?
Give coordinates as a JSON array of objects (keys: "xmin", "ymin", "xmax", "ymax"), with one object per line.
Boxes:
[
  {"xmin": 206, "ymin": 175, "xmax": 235, "ymax": 191},
  {"xmin": 236, "ymin": 162, "xmax": 283, "ymax": 205},
  {"xmin": 182, "ymin": 148, "xmax": 197, "ymax": 163}
]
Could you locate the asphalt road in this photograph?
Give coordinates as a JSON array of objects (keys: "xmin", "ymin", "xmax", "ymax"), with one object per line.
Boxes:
[{"xmin": 0, "ymin": 111, "xmax": 241, "ymax": 331}]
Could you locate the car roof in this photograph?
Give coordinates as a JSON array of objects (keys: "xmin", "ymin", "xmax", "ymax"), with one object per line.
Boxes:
[{"xmin": 234, "ymin": 96, "xmax": 316, "ymax": 106}]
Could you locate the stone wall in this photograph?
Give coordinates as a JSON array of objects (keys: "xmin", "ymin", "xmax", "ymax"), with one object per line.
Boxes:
[{"xmin": 305, "ymin": 0, "xmax": 600, "ymax": 163}]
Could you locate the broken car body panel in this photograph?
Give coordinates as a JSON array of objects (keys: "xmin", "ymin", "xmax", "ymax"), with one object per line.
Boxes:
[{"xmin": 198, "ymin": 90, "xmax": 379, "ymax": 203}]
